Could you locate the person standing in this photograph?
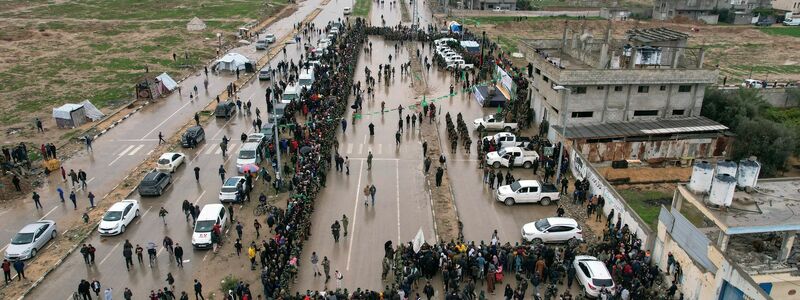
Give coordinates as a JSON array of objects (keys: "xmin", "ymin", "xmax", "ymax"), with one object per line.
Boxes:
[
  {"xmin": 159, "ymin": 207, "xmax": 168, "ymax": 225},
  {"xmin": 88, "ymin": 191, "xmax": 95, "ymax": 208},
  {"xmin": 104, "ymin": 288, "xmax": 113, "ymax": 300},
  {"xmin": 368, "ymin": 122, "xmax": 375, "ymax": 135},
  {"xmin": 194, "ymin": 166, "xmax": 200, "ymax": 182},
  {"xmin": 91, "ymin": 279, "xmax": 101, "ymax": 297},
  {"xmin": 341, "ymin": 214, "xmax": 349, "ymax": 237},
  {"xmin": 78, "ymin": 169, "xmax": 88, "ymax": 190},
  {"xmin": 253, "ymin": 219, "xmax": 261, "ymax": 238},
  {"xmin": 322, "ymin": 256, "xmax": 330, "ymax": 282},
  {"xmin": 57, "ymin": 186, "xmax": 65, "ymax": 202},
  {"xmin": 395, "ymin": 131, "xmax": 401, "ymax": 146},
  {"xmin": 310, "ymin": 252, "xmax": 321, "ymax": 277},
  {"xmin": 235, "ymin": 221, "xmax": 243, "ymax": 240},
  {"xmin": 424, "ymin": 156, "xmax": 431, "ymax": 174},
  {"xmin": 32, "ymin": 192, "xmax": 42, "ymax": 209},
  {"xmin": 11, "ymin": 175, "xmax": 20, "ymax": 192},
  {"xmin": 335, "ymin": 270, "xmax": 343, "ymax": 289},
  {"xmin": 123, "ymin": 243, "xmax": 134, "ymax": 270},
  {"xmin": 2, "ymin": 259, "xmax": 11, "ymax": 284},
  {"xmin": 123, "ymin": 288, "xmax": 133, "ymax": 300},
  {"xmin": 423, "ymin": 281, "xmax": 434, "ymax": 300},
  {"xmin": 70, "ymin": 190, "xmax": 77, "ymax": 209},
  {"xmin": 366, "ymin": 151, "xmax": 373, "ymax": 170},
  {"xmin": 435, "ymin": 166, "xmax": 444, "ymax": 187},
  {"xmin": 331, "ymin": 221, "xmax": 341, "ymax": 242},
  {"xmin": 344, "ymin": 156, "xmax": 350, "ymax": 175},
  {"xmin": 369, "ymin": 184, "xmax": 377, "ymax": 206},
  {"xmin": 218, "ymin": 165, "xmax": 226, "ymax": 184},
  {"xmin": 13, "ymin": 260, "xmax": 24, "ymax": 281}
]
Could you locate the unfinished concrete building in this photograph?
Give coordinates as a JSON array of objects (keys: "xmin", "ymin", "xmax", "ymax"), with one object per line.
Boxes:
[
  {"xmin": 655, "ymin": 160, "xmax": 800, "ymax": 299},
  {"xmin": 521, "ymin": 25, "xmax": 729, "ymax": 163}
]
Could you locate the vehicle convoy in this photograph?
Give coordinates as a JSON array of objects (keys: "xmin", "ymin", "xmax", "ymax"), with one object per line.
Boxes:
[
  {"xmin": 98, "ymin": 200, "xmax": 140, "ymax": 236},
  {"xmin": 482, "ymin": 132, "xmax": 533, "ymax": 149},
  {"xmin": 5, "ymin": 220, "xmax": 57, "ymax": 260},
  {"xmin": 495, "ymin": 180, "xmax": 559, "ymax": 206},
  {"xmin": 485, "ymin": 147, "xmax": 539, "ymax": 168},
  {"xmin": 521, "ymin": 217, "xmax": 583, "ymax": 243},
  {"xmin": 473, "ymin": 114, "xmax": 518, "ymax": 131}
]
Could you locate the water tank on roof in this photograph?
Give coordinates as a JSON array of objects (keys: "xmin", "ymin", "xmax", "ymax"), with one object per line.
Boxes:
[
  {"xmin": 709, "ymin": 174, "xmax": 737, "ymax": 207},
  {"xmin": 736, "ymin": 157, "xmax": 761, "ymax": 189},
  {"xmin": 688, "ymin": 161, "xmax": 714, "ymax": 194},
  {"xmin": 716, "ymin": 159, "xmax": 737, "ymax": 177}
]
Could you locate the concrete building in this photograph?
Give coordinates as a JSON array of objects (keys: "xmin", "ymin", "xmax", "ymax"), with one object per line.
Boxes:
[
  {"xmin": 655, "ymin": 176, "xmax": 800, "ymax": 300},
  {"xmin": 653, "ymin": 0, "xmax": 772, "ymax": 24},
  {"xmin": 461, "ymin": 0, "xmax": 516, "ymax": 10},
  {"xmin": 772, "ymin": 0, "xmax": 800, "ymax": 14},
  {"xmin": 521, "ymin": 26, "xmax": 728, "ymax": 162}
]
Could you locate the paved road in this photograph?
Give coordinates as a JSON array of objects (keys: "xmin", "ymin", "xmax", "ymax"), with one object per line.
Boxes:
[{"xmin": 22, "ymin": 0, "xmax": 354, "ymax": 298}]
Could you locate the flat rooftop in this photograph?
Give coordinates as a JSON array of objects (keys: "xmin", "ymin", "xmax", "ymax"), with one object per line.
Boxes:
[
  {"xmin": 553, "ymin": 116, "xmax": 728, "ymax": 140},
  {"xmin": 680, "ymin": 179, "xmax": 800, "ymax": 235},
  {"xmin": 531, "ymin": 48, "xmax": 593, "ymax": 70}
]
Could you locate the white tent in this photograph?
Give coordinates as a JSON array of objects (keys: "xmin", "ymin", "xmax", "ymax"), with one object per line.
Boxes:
[
  {"xmin": 214, "ymin": 53, "xmax": 250, "ymax": 72},
  {"xmin": 156, "ymin": 72, "xmax": 178, "ymax": 91},
  {"xmin": 52, "ymin": 100, "xmax": 105, "ymax": 128},
  {"xmin": 186, "ymin": 17, "xmax": 206, "ymax": 31}
]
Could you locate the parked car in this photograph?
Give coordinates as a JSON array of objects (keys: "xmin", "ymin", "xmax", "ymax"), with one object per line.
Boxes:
[
  {"xmin": 98, "ymin": 200, "xmax": 140, "ymax": 236},
  {"xmin": 755, "ymin": 18, "xmax": 773, "ymax": 26},
  {"xmin": 573, "ymin": 255, "xmax": 616, "ymax": 298},
  {"xmin": 473, "ymin": 114, "xmax": 518, "ymax": 131},
  {"xmin": 156, "ymin": 152, "xmax": 186, "ymax": 173},
  {"xmin": 246, "ymin": 133, "xmax": 267, "ymax": 148},
  {"xmin": 343, "ymin": 7, "xmax": 352, "ymax": 15},
  {"xmin": 446, "ymin": 62, "xmax": 474, "ymax": 70},
  {"xmin": 482, "ymin": 132, "xmax": 532, "ymax": 149},
  {"xmin": 258, "ymin": 67, "xmax": 272, "ymax": 81},
  {"xmin": 181, "ymin": 126, "xmax": 205, "ymax": 148},
  {"xmin": 215, "ymin": 100, "xmax": 236, "ymax": 118},
  {"xmin": 236, "ymin": 142, "xmax": 262, "ymax": 172},
  {"xmin": 485, "ymin": 147, "xmax": 539, "ymax": 168},
  {"xmin": 521, "ymin": 217, "xmax": 582, "ymax": 243},
  {"xmin": 264, "ymin": 33, "xmax": 276, "ymax": 43},
  {"xmin": 4, "ymin": 220, "xmax": 57, "ymax": 260},
  {"xmin": 261, "ymin": 122, "xmax": 276, "ymax": 141},
  {"xmin": 255, "ymin": 39, "xmax": 269, "ymax": 50},
  {"xmin": 219, "ymin": 176, "xmax": 249, "ymax": 203},
  {"xmin": 495, "ymin": 180, "xmax": 559, "ymax": 206},
  {"xmin": 784, "ymin": 18, "xmax": 800, "ymax": 26},
  {"xmin": 138, "ymin": 170, "xmax": 172, "ymax": 196}
]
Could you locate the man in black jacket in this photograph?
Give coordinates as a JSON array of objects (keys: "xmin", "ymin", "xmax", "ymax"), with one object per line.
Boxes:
[{"xmin": 174, "ymin": 243, "xmax": 184, "ymax": 267}]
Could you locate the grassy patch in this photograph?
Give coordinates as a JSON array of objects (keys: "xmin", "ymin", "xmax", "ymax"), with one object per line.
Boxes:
[
  {"xmin": 731, "ymin": 65, "xmax": 800, "ymax": 75},
  {"xmin": 460, "ymin": 15, "xmax": 602, "ymax": 26},
  {"xmin": 496, "ymin": 35, "xmax": 519, "ymax": 53},
  {"xmin": 353, "ymin": 0, "xmax": 372, "ymax": 17},
  {"xmin": 618, "ymin": 189, "xmax": 673, "ymax": 229},
  {"xmin": 759, "ymin": 27, "xmax": 800, "ymax": 37}
]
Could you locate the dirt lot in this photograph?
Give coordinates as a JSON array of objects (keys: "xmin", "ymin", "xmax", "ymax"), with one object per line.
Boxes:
[
  {"xmin": 465, "ymin": 17, "xmax": 800, "ymax": 84},
  {"xmin": 0, "ymin": 0, "xmax": 288, "ymax": 151}
]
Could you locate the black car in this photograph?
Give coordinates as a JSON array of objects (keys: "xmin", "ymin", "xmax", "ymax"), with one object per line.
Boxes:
[
  {"xmin": 138, "ymin": 170, "xmax": 171, "ymax": 196},
  {"xmin": 215, "ymin": 101, "xmax": 236, "ymax": 118},
  {"xmin": 181, "ymin": 126, "xmax": 205, "ymax": 148}
]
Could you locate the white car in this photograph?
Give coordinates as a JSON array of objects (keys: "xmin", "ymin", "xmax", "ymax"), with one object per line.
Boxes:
[
  {"xmin": 264, "ymin": 33, "xmax": 276, "ymax": 43},
  {"xmin": 5, "ymin": 221, "xmax": 57, "ymax": 260},
  {"xmin": 98, "ymin": 200, "xmax": 140, "ymax": 236},
  {"xmin": 220, "ymin": 176, "xmax": 248, "ymax": 203},
  {"xmin": 343, "ymin": 7, "xmax": 352, "ymax": 15},
  {"xmin": 156, "ymin": 152, "xmax": 186, "ymax": 173},
  {"xmin": 330, "ymin": 27, "xmax": 340, "ymax": 35},
  {"xmin": 521, "ymin": 217, "xmax": 582, "ymax": 243},
  {"xmin": 574, "ymin": 255, "xmax": 616, "ymax": 298}
]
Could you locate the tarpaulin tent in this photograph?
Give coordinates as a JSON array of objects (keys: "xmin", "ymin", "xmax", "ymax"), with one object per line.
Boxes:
[
  {"xmin": 214, "ymin": 53, "xmax": 251, "ymax": 72},
  {"xmin": 449, "ymin": 21, "xmax": 462, "ymax": 33},
  {"xmin": 136, "ymin": 73, "xmax": 177, "ymax": 99},
  {"xmin": 186, "ymin": 17, "xmax": 206, "ymax": 31},
  {"xmin": 156, "ymin": 73, "xmax": 178, "ymax": 92},
  {"xmin": 52, "ymin": 100, "xmax": 105, "ymax": 128}
]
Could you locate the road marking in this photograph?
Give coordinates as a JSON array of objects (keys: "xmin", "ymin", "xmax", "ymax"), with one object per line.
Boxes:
[
  {"xmin": 396, "ymin": 159, "xmax": 401, "ymax": 243},
  {"xmin": 141, "ymin": 100, "xmax": 193, "ymax": 139},
  {"xmin": 38, "ymin": 206, "xmax": 58, "ymax": 221},
  {"xmin": 193, "ymin": 190, "xmax": 207, "ymax": 205},
  {"xmin": 346, "ymin": 160, "xmax": 365, "ymax": 271},
  {"xmin": 128, "ymin": 144, "xmax": 145, "ymax": 156},
  {"xmin": 116, "ymin": 145, "xmax": 135, "ymax": 156},
  {"xmin": 86, "ymin": 177, "xmax": 95, "ymax": 184},
  {"xmin": 99, "ymin": 242, "xmax": 121, "ymax": 265},
  {"xmin": 137, "ymin": 206, "xmax": 153, "ymax": 223}
]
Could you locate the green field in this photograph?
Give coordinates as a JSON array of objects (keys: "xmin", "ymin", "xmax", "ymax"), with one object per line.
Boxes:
[
  {"xmin": 353, "ymin": 0, "xmax": 372, "ymax": 17},
  {"xmin": 759, "ymin": 27, "xmax": 800, "ymax": 37},
  {"xmin": 618, "ymin": 189, "xmax": 673, "ymax": 229},
  {"xmin": 0, "ymin": 0, "xmax": 287, "ymax": 128}
]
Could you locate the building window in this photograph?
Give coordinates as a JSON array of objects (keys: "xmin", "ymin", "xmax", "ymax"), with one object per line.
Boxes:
[
  {"xmin": 659, "ymin": 85, "xmax": 666, "ymax": 91},
  {"xmin": 614, "ymin": 86, "xmax": 623, "ymax": 91},
  {"xmin": 672, "ymin": 109, "xmax": 685, "ymax": 115},
  {"xmin": 637, "ymin": 86, "xmax": 650, "ymax": 93},
  {"xmin": 571, "ymin": 111, "xmax": 594, "ymax": 118},
  {"xmin": 634, "ymin": 110, "xmax": 659, "ymax": 116},
  {"xmin": 597, "ymin": 86, "xmax": 605, "ymax": 90},
  {"xmin": 574, "ymin": 87, "xmax": 587, "ymax": 94},
  {"xmin": 543, "ymin": 76, "xmax": 549, "ymax": 83},
  {"xmin": 535, "ymin": 68, "xmax": 541, "ymax": 74},
  {"xmin": 678, "ymin": 85, "xmax": 692, "ymax": 92}
]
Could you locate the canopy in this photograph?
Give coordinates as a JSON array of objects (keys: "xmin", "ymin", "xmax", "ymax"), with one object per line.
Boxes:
[
  {"xmin": 156, "ymin": 73, "xmax": 178, "ymax": 91},
  {"xmin": 80, "ymin": 100, "xmax": 105, "ymax": 121},
  {"xmin": 52, "ymin": 104, "xmax": 83, "ymax": 120},
  {"xmin": 186, "ymin": 17, "xmax": 206, "ymax": 31},
  {"xmin": 449, "ymin": 21, "xmax": 462, "ymax": 33},
  {"xmin": 214, "ymin": 53, "xmax": 250, "ymax": 72}
]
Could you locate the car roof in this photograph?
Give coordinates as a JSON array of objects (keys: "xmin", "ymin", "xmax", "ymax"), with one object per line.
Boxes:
[
  {"xmin": 223, "ymin": 176, "xmax": 245, "ymax": 186},
  {"xmin": 239, "ymin": 142, "xmax": 260, "ymax": 151},
  {"xmin": 198, "ymin": 204, "xmax": 224, "ymax": 219},
  {"xmin": 187, "ymin": 126, "xmax": 203, "ymax": 132},
  {"xmin": 109, "ymin": 200, "xmax": 136, "ymax": 211},
  {"xmin": 143, "ymin": 170, "xmax": 166, "ymax": 181},
  {"xmin": 582, "ymin": 260, "xmax": 613, "ymax": 279},
  {"xmin": 20, "ymin": 221, "xmax": 51, "ymax": 233},
  {"xmin": 160, "ymin": 152, "xmax": 182, "ymax": 158},
  {"xmin": 544, "ymin": 217, "xmax": 578, "ymax": 227},
  {"xmin": 517, "ymin": 180, "xmax": 541, "ymax": 187}
]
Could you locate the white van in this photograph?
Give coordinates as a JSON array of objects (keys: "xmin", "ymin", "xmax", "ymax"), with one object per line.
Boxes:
[
  {"xmin": 191, "ymin": 204, "xmax": 228, "ymax": 249},
  {"xmin": 236, "ymin": 142, "xmax": 261, "ymax": 172},
  {"xmin": 281, "ymin": 84, "xmax": 300, "ymax": 104},
  {"xmin": 298, "ymin": 69, "xmax": 315, "ymax": 89},
  {"xmin": 784, "ymin": 18, "xmax": 800, "ymax": 26}
]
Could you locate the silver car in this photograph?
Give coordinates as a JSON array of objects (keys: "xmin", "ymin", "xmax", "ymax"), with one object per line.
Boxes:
[{"xmin": 5, "ymin": 220, "xmax": 57, "ymax": 260}]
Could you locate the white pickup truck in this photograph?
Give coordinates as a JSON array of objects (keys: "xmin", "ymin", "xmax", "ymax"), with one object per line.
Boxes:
[
  {"xmin": 485, "ymin": 146, "xmax": 539, "ymax": 168},
  {"xmin": 482, "ymin": 132, "xmax": 533, "ymax": 149},
  {"xmin": 496, "ymin": 180, "xmax": 560, "ymax": 206},
  {"xmin": 473, "ymin": 114, "xmax": 518, "ymax": 132}
]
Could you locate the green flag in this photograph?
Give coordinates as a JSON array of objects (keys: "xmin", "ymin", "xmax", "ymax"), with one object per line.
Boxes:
[
  {"xmin": 497, "ymin": 106, "xmax": 503, "ymax": 114},
  {"xmin": 421, "ymin": 96, "xmax": 428, "ymax": 107},
  {"xmin": 354, "ymin": 113, "xmax": 362, "ymax": 120}
]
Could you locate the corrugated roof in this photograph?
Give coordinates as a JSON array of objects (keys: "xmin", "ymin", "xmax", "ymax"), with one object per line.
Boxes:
[
  {"xmin": 626, "ymin": 27, "xmax": 688, "ymax": 43},
  {"xmin": 553, "ymin": 116, "xmax": 728, "ymax": 139}
]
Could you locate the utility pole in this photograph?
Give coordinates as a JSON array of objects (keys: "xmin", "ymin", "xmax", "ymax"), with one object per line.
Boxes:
[
  {"xmin": 412, "ymin": 0, "xmax": 419, "ymax": 28},
  {"xmin": 553, "ymin": 86, "xmax": 570, "ymax": 183},
  {"xmin": 271, "ymin": 95, "xmax": 282, "ymax": 185}
]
